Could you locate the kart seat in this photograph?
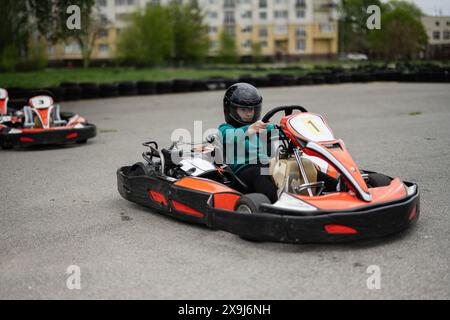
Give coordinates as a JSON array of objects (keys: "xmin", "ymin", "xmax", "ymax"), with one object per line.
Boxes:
[
  {"xmin": 23, "ymin": 106, "xmax": 35, "ymax": 128},
  {"xmin": 269, "ymin": 156, "xmax": 318, "ymax": 196},
  {"xmin": 51, "ymin": 104, "xmax": 67, "ymax": 127}
]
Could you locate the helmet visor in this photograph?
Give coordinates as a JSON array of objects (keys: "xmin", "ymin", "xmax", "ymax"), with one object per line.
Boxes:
[{"xmin": 230, "ymin": 103, "xmax": 262, "ymax": 125}]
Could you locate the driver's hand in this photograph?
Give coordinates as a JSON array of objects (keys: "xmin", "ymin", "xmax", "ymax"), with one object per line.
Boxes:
[{"xmin": 248, "ymin": 120, "xmax": 268, "ymax": 134}]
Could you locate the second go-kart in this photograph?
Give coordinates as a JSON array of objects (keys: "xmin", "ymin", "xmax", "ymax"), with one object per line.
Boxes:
[
  {"xmin": 117, "ymin": 106, "xmax": 420, "ymax": 243},
  {"xmin": 0, "ymin": 89, "xmax": 96, "ymax": 149}
]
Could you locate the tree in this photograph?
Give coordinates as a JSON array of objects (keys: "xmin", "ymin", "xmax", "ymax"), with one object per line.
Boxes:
[
  {"xmin": 117, "ymin": 5, "xmax": 174, "ymax": 66},
  {"xmin": 0, "ymin": 0, "xmax": 29, "ymax": 71},
  {"xmin": 168, "ymin": 1, "xmax": 209, "ymax": 65},
  {"xmin": 251, "ymin": 42, "xmax": 263, "ymax": 66},
  {"xmin": 368, "ymin": 6, "xmax": 428, "ymax": 59},
  {"xmin": 338, "ymin": 0, "xmax": 384, "ymax": 54},
  {"xmin": 28, "ymin": 0, "xmax": 103, "ymax": 68},
  {"xmin": 217, "ymin": 31, "xmax": 239, "ymax": 64}
]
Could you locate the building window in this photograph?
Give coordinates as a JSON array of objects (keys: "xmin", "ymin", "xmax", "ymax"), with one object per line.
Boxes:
[
  {"xmin": 296, "ymin": 26, "xmax": 306, "ymax": 37},
  {"xmin": 115, "ymin": 13, "xmax": 132, "ymax": 22},
  {"xmin": 115, "ymin": 0, "xmax": 125, "ymax": 5},
  {"xmin": 296, "ymin": 10, "xmax": 305, "ymax": 18},
  {"xmin": 99, "ymin": 44, "xmax": 109, "ymax": 53},
  {"xmin": 242, "ymin": 11, "xmax": 252, "ymax": 19},
  {"xmin": 224, "ymin": 0, "xmax": 235, "ymax": 8},
  {"xmin": 98, "ymin": 29, "xmax": 108, "ymax": 38},
  {"xmin": 64, "ymin": 43, "xmax": 81, "ymax": 53},
  {"xmin": 259, "ymin": 0, "xmax": 267, "ymax": 8},
  {"xmin": 295, "ymin": 0, "xmax": 306, "ymax": 7},
  {"xmin": 260, "ymin": 40, "xmax": 268, "ymax": 48},
  {"xmin": 320, "ymin": 23, "xmax": 333, "ymax": 33},
  {"xmin": 225, "ymin": 26, "xmax": 235, "ymax": 36},
  {"xmin": 208, "ymin": 26, "xmax": 218, "ymax": 34},
  {"xmin": 97, "ymin": 0, "xmax": 107, "ymax": 6},
  {"xmin": 224, "ymin": 11, "xmax": 235, "ymax": 24},
  {"xmin": 443, "ymin": 31, "xmax": 450, "ymax": 40},
  {"xmin": 274, "ymin": 25, "xmax": 287, "ymax": 35},
  {"xmin": 241, "ymin": 26, "xmax": 252, "ymax": 33},
  {"xmin": 241, "ymin": 40, "xmax": 251, "ymax": 49},
  {"xmin": 433, "ymin": 31, "xmax": 440, "ymax": 40},
  {"xmin": 207, "ymin": 11, "xmax": 218, "ymax": 19},
  {"xmin": 259, "ymin": 27, "xmax": 268, "ymax": 37},
  {"xmin": 296, "ymin": 39, "xmax": 306, "ymax": 51},
  {"xmin": 274, "ymin": 10, "xmax": 288, "ymax": 19},
  {"xmin": 209, "ymin": 41, "xmax": 218, "ymax": 49},
  {"xmin": 259, "ymin": 11, "xmax": 267, "ymax": 20}
]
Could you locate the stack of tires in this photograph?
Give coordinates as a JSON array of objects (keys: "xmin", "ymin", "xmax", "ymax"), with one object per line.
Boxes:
[{"xmin": 61, "ymin": 82, "xmax": 82, "ymax": 101}]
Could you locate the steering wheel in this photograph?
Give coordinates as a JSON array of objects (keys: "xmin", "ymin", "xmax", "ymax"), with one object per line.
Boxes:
[{"xmin": 261, "ymin": 105, "xmax": 308, "ymax": 123}]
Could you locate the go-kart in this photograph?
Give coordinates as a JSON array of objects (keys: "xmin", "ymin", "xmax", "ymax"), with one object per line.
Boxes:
[
  {"xmin": 117, "ymin": 106, "xmax": 420, "ymax": 243},
  {"xmin": 0, "ymin": 89, "xmax": 96, "ymax": 149}
]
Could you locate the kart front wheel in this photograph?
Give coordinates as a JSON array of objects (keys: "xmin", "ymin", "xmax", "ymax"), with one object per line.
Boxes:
[
  {"xmin": 234, "ymin": 193, "xmax": 271, "ymax": 214},
  {"xmin": 367, "ymin": 173, "xmax": 392, "ymax": 188}
]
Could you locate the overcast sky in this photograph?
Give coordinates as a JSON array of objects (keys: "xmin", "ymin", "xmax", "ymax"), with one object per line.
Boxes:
[{"xmin": 382, "ymin": 0, "xmax": 450, "ymax": 16}]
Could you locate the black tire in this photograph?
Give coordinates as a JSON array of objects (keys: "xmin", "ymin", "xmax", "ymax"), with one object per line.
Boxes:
[
  {"xmin": 155, "ymin": 81, "xmax": 173, "ymax": 94},
  {"xmin": 98, "ymin": 83, "xmax": 119, "ymax": 98},
  {"xmin": 1, "ymin": 143, "xmax": 13, "ymax": 150},
  {"xmin": 44, "ymin": 87, "xmax": 66, "ymax": 102},
  {"xmin": 191, "ymin": 79, "xmax": 208, "ymax": 92},
  {"xmin": 172, "ymin": 79, "xmax": 193, "ymax": 93},
  {"xmin": 234, "ymin": 193, "xmax": 271, "ymax": 213},
  {"xmin": 60, "ymin": 111, "xmax": 75, "ymax": 119},
  {"xmin": 117, "ymin": 81, "xmax": 138, "ymax": 96},
  {"xmin": 7, "ymin": 99, "xmax": 27, "ymax": 111},
  {"xmin": 128, "ymin": 162, "xmax": 151, "ymax": 177},
  {"xmin": 136, "ymin": 81, "xmax": 156, "ymax": 95},
  {"xmin": 62, "ymin": 84, "xmax": 82, "ymax": 101},
  {"xmin": 80, "ymin": 83, "xmax": 100, "ymax": 99},
  {"xmin": 367, "ymin": 173, "xmax": 392, "ymax": 188}
]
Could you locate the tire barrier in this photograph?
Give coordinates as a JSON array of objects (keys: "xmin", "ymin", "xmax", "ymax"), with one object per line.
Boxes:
[
  {"xmin": 4, "ymin": 65, "xmax": 449, "ymax": 105},
  {"xmin": 99, "ymin": 83, "xmax": 120, "ymax": 98},
  {"xmin": 191, "ymin": 80, "xmax": 208, "ymax": 92},
  {"xmin": 80, "ymin": 82, "xmax": 100, "ymax": 99},
  {"xmin": 155, "ymin": 81, "xmax": 173, "ymax": 94},
  {"xmin": 60, "ymin": 82, "xmax": 82, "ymax": 101},
  {"xmin": 172, "ymin": 79, "xmax": 193, "ymax": 93},
  {"xmin": 117, "ymin": 81, "xmax": 138, "ymax": 96},
  {"xmin": 44, "ymin": 87, "xmax": 66, "ymax": 102}
]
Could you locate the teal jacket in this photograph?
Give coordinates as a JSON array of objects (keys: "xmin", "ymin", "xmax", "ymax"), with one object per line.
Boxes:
[{"xmin": 218, "ymin": 123, "xmax": 276, "ymax": 174}]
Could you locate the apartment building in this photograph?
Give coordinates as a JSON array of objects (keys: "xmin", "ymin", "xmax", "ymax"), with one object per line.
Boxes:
[
  {"xmin": 421, "ymin": 15, "xmax": 450, "ymax": 59},
  {"xmin": 48, "ymin": 0, "xmax": 340, "ymax": 62}
]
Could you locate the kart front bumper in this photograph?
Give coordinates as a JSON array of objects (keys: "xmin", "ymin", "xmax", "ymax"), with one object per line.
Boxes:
[
  {"xmin": 206, "ymin": 184, "xmax": 420, "ymax": 243},
  {"xmin": 0, "ymin": 124, "xmax": 96, "ymax": 148}
]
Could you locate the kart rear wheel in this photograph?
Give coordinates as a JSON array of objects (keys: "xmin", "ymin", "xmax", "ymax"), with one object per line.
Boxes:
[
  {"xmin": 367, "ymin": 173, "xmax": 392, "ymax": 188},
  {"xmin": 76, "ymin": 139, "xmax": 87, "ymax": 144},
  {"xmin": 128, "ymin": 162, "xmax": 153, "ymax": 177},
  {"xmin": 234, "ymin": 193, "xmax": 271, "ymax": 214}
]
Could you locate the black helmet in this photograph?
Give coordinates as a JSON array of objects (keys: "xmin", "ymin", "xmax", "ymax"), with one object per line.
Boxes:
[{"xmin": 223, "ymin": 83, "xmax": 262, "ymax": 127}]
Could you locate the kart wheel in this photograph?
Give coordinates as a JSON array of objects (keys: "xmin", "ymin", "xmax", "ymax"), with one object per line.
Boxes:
[
  {"xmin": 367, "ymin": 173, "xmax": 392, "ymax": 188},
  {"xmin": 1, "ymin": 144, "xmax": 13, "ymax": 150},
  {"xmin": 76, "ymin": 139, "xmax": 88, "ymax": 144},
  {"xmin": 234, "ymin": 193, "xmax": 271, "ymax": 214},
  {"xmin": 129, "ymin": 162, "xmax": 151, "ymax": 177}
]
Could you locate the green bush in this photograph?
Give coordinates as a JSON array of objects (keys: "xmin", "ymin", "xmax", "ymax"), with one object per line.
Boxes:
[{"xmin": 0, "ymin": 45, "xmax": 21, "ymax": 72}]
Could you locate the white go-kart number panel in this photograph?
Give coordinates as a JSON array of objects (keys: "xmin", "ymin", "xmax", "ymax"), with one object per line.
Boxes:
[
  {"xmin": 288, "ymin": 113, "xmax": 335, "ymax": 142},
  {"xmin": 29, "ymin": 96, "xmax": 54, "ymax": 109}
]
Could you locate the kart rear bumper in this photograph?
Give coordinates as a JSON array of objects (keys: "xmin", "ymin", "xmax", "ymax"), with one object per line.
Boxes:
[
  {"xmin": 0, "ymin": 124, "xmax": 96, "ymax": 147},
  {"xmin": 206, "ymin": 184, "xmax": 420, "ymax": 243}
]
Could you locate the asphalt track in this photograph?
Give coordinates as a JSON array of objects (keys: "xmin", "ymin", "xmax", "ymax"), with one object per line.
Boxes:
[{"xmin": 1, "ymin": 83, "xmax": 449, "ymax": 299}]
